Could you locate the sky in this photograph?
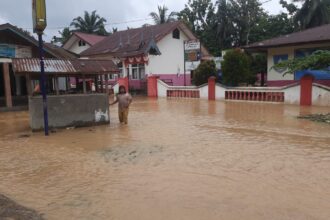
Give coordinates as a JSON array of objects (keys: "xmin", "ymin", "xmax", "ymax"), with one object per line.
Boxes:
[{"xmin": 0, "ymin": 0, "xmax": 286, "ymax": 41}]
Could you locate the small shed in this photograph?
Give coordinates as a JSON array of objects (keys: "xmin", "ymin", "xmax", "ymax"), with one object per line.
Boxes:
[{"xmin": 12, "ymin": 58, "xmax": 119, "ymax": 130}]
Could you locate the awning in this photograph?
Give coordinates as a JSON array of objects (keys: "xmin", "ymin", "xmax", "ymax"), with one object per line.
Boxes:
[{"xmin": 12, "ymin": 58, "xmax": 119, "ymax": 77}]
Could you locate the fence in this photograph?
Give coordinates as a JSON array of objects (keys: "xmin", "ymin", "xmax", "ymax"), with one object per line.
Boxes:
[{"xmin": 225, "ymin": 91, "xmax": 284, "ymax": 102}]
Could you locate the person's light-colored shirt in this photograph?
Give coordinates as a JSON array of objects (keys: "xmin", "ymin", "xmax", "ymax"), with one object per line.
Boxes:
[{"xmin": 116, "ymin": 93, "xmax": 132, "ymax": 109}]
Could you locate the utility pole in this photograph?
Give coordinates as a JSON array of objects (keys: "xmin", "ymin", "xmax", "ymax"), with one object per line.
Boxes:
[{"xmin": 33, "ymin": 0, "xmax": 49, "ymax": 136}]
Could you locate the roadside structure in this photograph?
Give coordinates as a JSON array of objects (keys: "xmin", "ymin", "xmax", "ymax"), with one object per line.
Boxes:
[
  {"xmin": 12, "ymin": 58, "xmax": 118, "ymax": 130},
  {"xmin": 0, "ymin": 23, "xmax": 77, "ymax": 110},
  {"xmin": 244, "ymin": 24, "xmax": 330, "ymax": 87},
  {"xmin": 78, "ymin": 21, "xmax": 211, "ymax": 90},
  {"xmin": 62, "ymin": 32, "xmax": 106, "ymax": 55}
]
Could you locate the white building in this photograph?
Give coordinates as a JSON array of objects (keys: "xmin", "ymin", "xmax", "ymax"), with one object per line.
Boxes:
[
  {"xmin": 245, "ymin": 24, "xmax": 330, "ymax": 87},
  {"xmin": 63, "ymin": 32, "xmax": 106, "ymax": 55},
  {"xmin": 76, "ymin": 21, "xmax": 211, "ymax": 89}
]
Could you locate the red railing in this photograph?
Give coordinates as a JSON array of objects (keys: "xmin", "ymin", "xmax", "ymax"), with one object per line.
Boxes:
[
  {"xmin": 225, "ymin": 91, "xmax": 284, "ymax": 102},
  {"xmin": 167, "ymin": 90, "xmax": 200, "ymax": 98}
]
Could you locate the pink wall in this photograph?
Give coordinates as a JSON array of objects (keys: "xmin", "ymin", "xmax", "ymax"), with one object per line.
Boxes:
[{"xmin": 155, "ymin": 74, "xmax": 192, "ymax": 86}]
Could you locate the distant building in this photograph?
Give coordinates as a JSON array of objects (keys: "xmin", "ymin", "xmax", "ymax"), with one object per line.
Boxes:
[
  {"xmin": 0, "ymin": 23, "xmax": 76, "ymax": 109},
  {"xmin": 245, "ymin": 24, "xmax": 330, "ymax": 87},
  {"xmin": 62, "ymin": 32, "xmax": 106, "ymax": 55},
  {"xmin": 78, "ymin": 21, "xmax": 211, "ymax": 89}
]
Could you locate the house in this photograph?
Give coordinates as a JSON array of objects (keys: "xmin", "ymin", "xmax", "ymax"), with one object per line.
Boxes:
[
  {"xmin": 244, "ymin": 24, "xmax": 330, "ymax": 87},
  {"xmin": 62, "ymin": 32, "xmax": 106, "ymax": 55},
  {"xmin": 79, "ymin": 21, "xmax": 211, "ymax": 89},
  {"xmin": 0, "ymin": 23, "xmax": 77, "ymax": 109}
]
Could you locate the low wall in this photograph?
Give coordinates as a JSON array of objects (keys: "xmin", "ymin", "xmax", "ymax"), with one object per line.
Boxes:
[
  {"xmin": 29, "ymin": 94, "xmax": 110, "ymax": 131},
  {"xmin": 156, "ymin": 79, "xmax": 330, "ymax": 106}
]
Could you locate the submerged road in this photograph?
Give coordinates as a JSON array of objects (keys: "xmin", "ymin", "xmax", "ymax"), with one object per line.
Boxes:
[{"xmin": 0, "ymin": 97, "xmax": 329, "ymax": 220}]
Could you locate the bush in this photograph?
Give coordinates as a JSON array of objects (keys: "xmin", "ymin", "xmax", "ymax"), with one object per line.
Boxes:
[
  {"xmin": 192, "ymin": 60, "xmax": 216, "ymax": 86},
  {"xmin": 221, "ymin": 49, "xmax": 255, "ymax": 86}
]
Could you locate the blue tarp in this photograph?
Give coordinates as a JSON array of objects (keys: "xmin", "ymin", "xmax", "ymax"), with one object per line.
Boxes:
[{"xmin": 295, "ymin": 69, "xmax": 330, "ymax": 80}]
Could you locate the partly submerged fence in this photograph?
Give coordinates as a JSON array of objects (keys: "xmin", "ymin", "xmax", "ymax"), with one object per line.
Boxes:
[
  {"xmin": 151, "ymin": 77, "xmax": 330, "ymax": 106},
  {"xmin": 225, "ymin": 90, "xmax": 284, "ymax": 102}
]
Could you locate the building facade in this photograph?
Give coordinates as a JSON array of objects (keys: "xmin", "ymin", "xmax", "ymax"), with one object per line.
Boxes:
[
  {"xmin": 245, "ymin": 24, "xmax": 330, "ymax": 87},
  {"xmin": 70, "ymin": 21, "xmax": 211, "ymax": 90}
]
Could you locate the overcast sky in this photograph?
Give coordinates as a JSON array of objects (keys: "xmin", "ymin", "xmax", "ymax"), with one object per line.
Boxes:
[{"xmin": 0, "ymin": 0, "xmax": 286, "ymax": 41}]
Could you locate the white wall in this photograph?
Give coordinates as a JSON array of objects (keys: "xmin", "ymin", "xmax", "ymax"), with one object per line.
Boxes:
[
  {"xmin": 267, "ymin": 47, "xmax": 294, "ymax": 81},
  {"xmin": 267, "ymin": 42, "xmax": 330, "ymax": 82},
  {"xmin": 312, "ymin": 84, "xmax": 330, "ymax": 106},
  {"xmin": 67, "ymin": 42, "xmax": 90, "ymax": 55},
  {"xmin": 148, "ymin": 29, "xmax": 188, "ymax": 75}
]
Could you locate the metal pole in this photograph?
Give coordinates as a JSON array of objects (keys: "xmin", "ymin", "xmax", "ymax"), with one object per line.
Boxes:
[
  {"xmin": 38, "ymin": 33, "xmax": 49, "ymax": 136},
  {"xmin": 183, "ymin": 41, "xmax": 186, "ymax": 86}
]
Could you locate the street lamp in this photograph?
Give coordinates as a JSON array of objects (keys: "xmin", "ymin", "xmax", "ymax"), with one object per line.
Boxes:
[{"xmin": 32, "ymin": 0, "xmax": 49, "ymax": 136}]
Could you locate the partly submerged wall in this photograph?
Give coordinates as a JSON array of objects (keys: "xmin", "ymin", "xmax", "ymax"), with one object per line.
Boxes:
[
  {"xmin": 156, "ymin": 79, "xmax": 330, "ymax": 107},
  {"xmin": 29, "ymin": 94, "xmax": 109, "ymax": 131}
]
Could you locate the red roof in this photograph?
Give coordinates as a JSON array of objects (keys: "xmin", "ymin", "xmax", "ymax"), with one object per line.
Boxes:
[
  {"xmin": 81, "ymin": 21, "xmax": 210, "ymax": 58},
  {"xmin": 73, "ymin": 32, "xmax": 106, "ymax": 46},
  {"xmin": 245, "ymin": 24, "xmax": 330, "ymax": 50}
]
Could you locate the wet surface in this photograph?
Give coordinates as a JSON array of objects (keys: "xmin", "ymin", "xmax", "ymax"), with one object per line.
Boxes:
[{"xmin": 0, "ymin": 97, "xmax": 330, "ymax": 220}]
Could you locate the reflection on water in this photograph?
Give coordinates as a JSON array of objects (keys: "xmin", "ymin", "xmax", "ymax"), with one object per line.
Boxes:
[{"xmin": 0, "ymin": 98, "xmax": 330, "ymax": 220}]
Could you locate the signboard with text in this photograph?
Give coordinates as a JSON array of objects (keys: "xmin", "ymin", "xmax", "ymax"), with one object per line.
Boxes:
[
  {"xmin": 184, "ymin": 40, "xmax": 201, "ymax": 71},
  {"xmin": 0, "ymin": 44, "xmax": 32, "ymax": 58}
]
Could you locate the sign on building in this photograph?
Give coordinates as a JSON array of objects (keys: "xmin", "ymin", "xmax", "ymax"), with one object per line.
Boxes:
[
  {"xmin": 0, "ymin": 44, "xmax": 32, "ymax": 58},
  {"xmin": 184, "ymin": 40, "xmax": 201, "ymax": 71}
]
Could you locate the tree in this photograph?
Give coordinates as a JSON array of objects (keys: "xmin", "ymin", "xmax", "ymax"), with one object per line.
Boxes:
[
  {"xmin": 149, "ymin": 5, "xmax": 177, "ymax": 24},
  {"xmin": 250, "ymin": 53, "xmax": 267, "ymax": 86},
  {"xmin": 249, "ymin": 13, "xmax": 295, "ymax": 43},
  {"xmin": 227, "ymin": 0, "xmax": 266, "ymax": 46},
  {"xmin": 221, "ymin": 49, "xmax": 254, "ymax": 86},
  {"xmin": 58, "ymin": 27, "xmax": 72, "ymax": 44},
  {"xmin": 280, "ymin": 0, "xmax": 330, "ymax": 30},
  {"xmin": 192, "ymin": 60, "xmax": 216, "ymax": 86},
  {"xmin": 70, "ymin": 10, "xmax": 108, "ymax": 35},
  {"xmin": 178, "ymin": 0, "xmax": 219, "ymax": 55},
  {"xmin": 293, "ymin": 0, "xmax": 330, "ymax": 30},
  {"xmin": 273, "ymin": 50, "xmax": 330, "ymax": 75}
]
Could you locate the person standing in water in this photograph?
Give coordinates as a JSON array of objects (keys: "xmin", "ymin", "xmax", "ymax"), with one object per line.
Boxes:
[{"xmin": 110, "ymin": 85, "xmax": 132, "ymax": 124}]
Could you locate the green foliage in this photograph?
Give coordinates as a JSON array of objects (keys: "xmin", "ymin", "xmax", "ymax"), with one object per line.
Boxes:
[
  {"xmin": 221, "ymin": 49, "xmax": 255, "ymax": 86},
  {"xmin": 57, "ymin": 27, "xmax": 72, "ymax": 44},
  {"xmin": 149, "ymin": 5, "xmax": 177, "ymax": 24},
  {"xmin": 273, "ymin": 50, "xmax": 330, "ymax": 74},
  {"xmin": 192, "ymin": 60, "xmax": 216, "ymax": 86},
  {"xmin": 70, "ymin": 10, "xmax": 108, "ymax": 35}
]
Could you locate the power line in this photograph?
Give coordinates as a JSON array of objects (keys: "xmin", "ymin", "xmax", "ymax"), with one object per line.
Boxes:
[{"xmin": 23, "ymin": 17, "xmax": 154, "ymax": 30}]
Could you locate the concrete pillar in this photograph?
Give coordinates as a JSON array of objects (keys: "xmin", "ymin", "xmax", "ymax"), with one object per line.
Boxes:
[
  {"xmin": 300, "ymin": 75, "xmax": 314, "ymax": 106},
  {"xmin": 26, "ymin": 74, "xmax": 32, "ymax": 96},
  {"xmin": 147, "ymin": 76, "xmax": 158, "ymax": 97},
  {"xmin": 3, "ymin": 63, "xmax": 13, "ymax": 107},
  {"xmin": 15, "ymin": 75, "xmax": 21, "ymax": 96},
  {"xmin": 54, "ymin": 77, "xmax": 59, "ymax": 95},
  {"xmin": 82, "ymin": 75, "xmax": 87, "ymax": 94},
  {"xmin": 118, "ymin": 77, "xmax": 129, "ymax": 92},
  {"xmin": 208, "ymin": 76, "xmax": 216, "ymax": 101},
  {"xmin": 105, "ymin": 74, "xmax": 109, "ymax": 94}
]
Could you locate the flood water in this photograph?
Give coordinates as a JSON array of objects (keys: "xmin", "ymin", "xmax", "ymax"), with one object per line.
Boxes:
[{"xmin": 0, "ymin": 97, "xmax": 330, "ymax": 220}]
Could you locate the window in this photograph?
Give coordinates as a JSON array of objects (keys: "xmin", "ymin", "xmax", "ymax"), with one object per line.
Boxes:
[
  {"xmin": 78, "ymin": 40, "xmax": 86, "ymax": 47},
  {"xmin": 172, "ymin": 28, "xmax": 180, "ymax": 39},
  {"xmin": 131, "ymin": 64, "xmax": 145, "ymax": 80},
  {"xmin": 117, "ymin": 62, "xmax": 124, "ymax": 78},
  {"xmin": 132, "ymin": 64, "xmax": 139, "ymax": 79}
]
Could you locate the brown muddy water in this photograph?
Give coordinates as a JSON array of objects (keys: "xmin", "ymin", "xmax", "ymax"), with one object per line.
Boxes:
[{"xmin": 0, "ymin": 97, "xmax": 330, "ymax": 220}]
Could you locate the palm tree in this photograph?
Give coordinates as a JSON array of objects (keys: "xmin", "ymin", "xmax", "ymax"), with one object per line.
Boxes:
[
  {"xmin": 70, "ymin": 10, "xmax": 108, "ymax": 35},
  {"xmin": 149, "ymin": 5, "xmax": 177, "ymax": 24},
  {"xmin": 293, "ymin": 0, "xmax": 330, "ymax": 30}
]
